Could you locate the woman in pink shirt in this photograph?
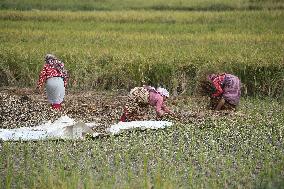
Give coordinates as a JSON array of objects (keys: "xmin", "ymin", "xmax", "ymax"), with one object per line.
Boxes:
[
  {"xmin": 120, "ymin": 86, "xmax": 175, "ymax": 122},
  {"xmin": 37, "ymin": 54, "xmax": 68, "ymax": 110}
]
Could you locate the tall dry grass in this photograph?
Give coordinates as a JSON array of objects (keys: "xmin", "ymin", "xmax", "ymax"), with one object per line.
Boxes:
[{"xmin": 0, "ymin": 10, "xmax": 283, "ymax": 98}]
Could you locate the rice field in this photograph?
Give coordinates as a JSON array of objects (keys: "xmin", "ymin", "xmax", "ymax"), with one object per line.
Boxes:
[
  {"xmin": 0, "ymin": 10, "xmax": 283, "ymax": 98},
  {"xmin": 1, "ymin": 1, "xmax": 284, "ymax": 188},
  {"xmin": 1, "ymin": 97, "xmax": 284, "ymax": 189},
  {"xmin": 1, "ymin": 0, "xmax": 284, "ymax": 11}
]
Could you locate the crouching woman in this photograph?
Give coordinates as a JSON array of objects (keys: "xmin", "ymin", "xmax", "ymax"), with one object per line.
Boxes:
[
  {"xmin": 37, "ymin": 54, "xmax": 68, "ymax": 110},
  {"xmin": 208, "ymin": 73, "xmax": 241, "ymax": 110},
  {"xmin": 120, "ymin": 86, "xmax": 175, "ymax": 122}
]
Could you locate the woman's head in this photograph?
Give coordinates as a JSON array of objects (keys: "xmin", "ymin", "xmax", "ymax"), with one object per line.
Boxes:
[
  {"xmin": 45, "ymin": 54, "xmax": 57, "ymax": 63},
  {"xmin": 207, "ymin": 74, "xmax": 217, "ymax": 81},
  {"xmin": 208, "ymin": 73, "xmax": 226, "ymax": 82}
]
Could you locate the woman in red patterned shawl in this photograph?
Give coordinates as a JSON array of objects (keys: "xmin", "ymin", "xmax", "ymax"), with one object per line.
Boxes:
[
  {"xmin": 37, "ymin": 54, "xmax": 68, "ymax": 110},
  {"xmin": 207, "ymin": 73, "xmax": 241, "ymax": 110}
]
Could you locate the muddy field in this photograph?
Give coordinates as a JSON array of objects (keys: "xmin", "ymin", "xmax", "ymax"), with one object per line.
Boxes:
[{"xmin": 0, "ymin": 87, "xmax": 215, "ymax": 133}]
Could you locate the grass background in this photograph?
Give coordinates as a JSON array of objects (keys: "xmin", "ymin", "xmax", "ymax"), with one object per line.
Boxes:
[
  {"xmin": 0, "ymin": 0, "xmax": 284, "ymax": 11},
  {"xmin": 0, "ymin": 10, "xmax": 283, "ymax": 98}
]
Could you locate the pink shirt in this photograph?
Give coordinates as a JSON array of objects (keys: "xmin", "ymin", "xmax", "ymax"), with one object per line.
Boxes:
[{"xmin": 148, "ymin": 91, "xmax": 170, "ymax": 115}]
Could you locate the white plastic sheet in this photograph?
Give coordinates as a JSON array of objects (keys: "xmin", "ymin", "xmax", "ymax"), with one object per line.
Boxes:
[
  {"xmin": 0, "ymin": 116, "xmax": 173, "ymax": 141},
  {"xmin": 0, "ymin": 116, "xmax": 94, "ymax": 141},
  {"xmin": 107, "ymin": 120, "xmax": 173, "ymax": 135}
]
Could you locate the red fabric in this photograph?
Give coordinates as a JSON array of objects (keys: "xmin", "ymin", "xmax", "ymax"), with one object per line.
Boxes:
[
  {"xmin": 119, "ymin": 113, "xmax": 127, "ymax": 122},
  {"xmin": 51, "ymin": 103, "xmax": 61, "ymax": 110},
  {"xmin": 38, "ymin": 63, "xmax": 67, "ymax": 88},
  {"xmin": 120, "ymin": 108, "xmax": 129, "ymax": 122},
  {"xmin": 212, "ymin": 74, "xmax": 226, "ymax": 97}
]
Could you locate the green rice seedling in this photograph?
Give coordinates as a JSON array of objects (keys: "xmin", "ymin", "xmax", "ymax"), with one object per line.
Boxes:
[
  {"xmin": 1, "ymin": 106, "xmax": 284, "ymax": 189},
  {"xmin": 4, "ymin": 153, "xmax": 13, "ymax": 189}
]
